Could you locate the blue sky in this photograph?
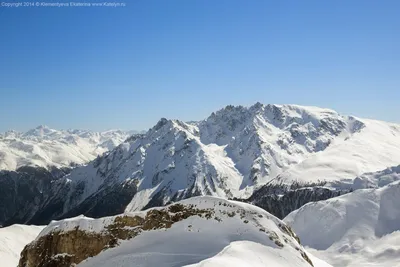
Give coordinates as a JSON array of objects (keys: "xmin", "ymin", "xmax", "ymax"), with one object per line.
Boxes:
[{"xmin": 0, "ymin": 0, "xmax": 399, "ymax": 132}]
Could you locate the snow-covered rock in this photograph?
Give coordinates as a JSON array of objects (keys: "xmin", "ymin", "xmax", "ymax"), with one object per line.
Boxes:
[
  {"xmin": 284, "ymin": 180, "xmax": 400, "ymax": 267},
  {"xmin": 18, "ymin": 197, "xmax": 331, "ymax": 267},
  {"xmin": 0, "ymin": 224, "xmax": 44, "ymax": 267},
  {"xmin": 0, "ymin": 126, "xmax": 132, "ymax": 170}
]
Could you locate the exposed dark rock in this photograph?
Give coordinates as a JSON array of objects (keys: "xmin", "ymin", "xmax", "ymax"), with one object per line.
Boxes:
[
  {"xmin": 0, "ymin": 165, "xmax": 137, "ymax": 227},
  {"xmin": 235, "ymin": 182, "xmax": 348, "ymax": 219},
  {"xmin": 0, "ymin": 167, "xmax": 57, "ymax": 226}
]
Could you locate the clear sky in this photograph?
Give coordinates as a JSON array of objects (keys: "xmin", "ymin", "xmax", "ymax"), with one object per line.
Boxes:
[{"xmin": 0, "ymin": 0, "xmax": 399, "ymax": 132}]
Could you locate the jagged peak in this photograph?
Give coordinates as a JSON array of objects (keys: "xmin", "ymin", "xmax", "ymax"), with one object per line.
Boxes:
[
  {"xmin": 206, "ymin": 103, "xmax": 339, "ymax": 124},
  {"xmin": 249, "ymin": 101, "xmax": 265, "ymax": 111},
  {"xmin": 149, "ymin": 118, "xmax": 195, "ymax": 135},
  {"xmin": 217, "ymin": 104, "xmax": 247, "ymax": 114}
]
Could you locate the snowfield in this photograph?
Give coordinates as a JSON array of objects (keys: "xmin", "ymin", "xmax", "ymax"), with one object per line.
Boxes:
[
  {"xmin": 277, "ymin": 118, "xmax": 400, "ymax": 186},
  {"xmin": 0, "ymin": 224, "xmax": 44, "ymax": 267},
  {"xmin": 185, "ymin": 241, "xmax": 333, "ymax": 267},
  {"xmin": 284, "ymin": 180, "xmax": 400, "ymax": 267},
  {"xmin": 0, "ymin": 126, "xmax": 131, "ymax": 170},
  {"xmin": 23, "ymin": 197, "xmax": 331, "ymax": 267}
]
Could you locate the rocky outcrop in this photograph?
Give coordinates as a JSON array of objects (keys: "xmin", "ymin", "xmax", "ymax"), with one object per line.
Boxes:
[
  {"xmin": 18, "ymin": 197, "xmax": 316, "ymax": 267},
  {"xmin": 18, "ymin": 203, "xmax": 215, "ymax": 267}
]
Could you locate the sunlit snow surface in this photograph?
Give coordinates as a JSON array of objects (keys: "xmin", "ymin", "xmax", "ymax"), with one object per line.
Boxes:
[
  {"xmin": 0, "ymin": 224, "xmax": 44, "ymax": 267},
  {"xmin": 284, "ymin": 180, "xmax": 400, "ymax": 267}
]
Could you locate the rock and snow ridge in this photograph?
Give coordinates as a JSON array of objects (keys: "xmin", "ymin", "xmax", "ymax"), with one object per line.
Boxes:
[
  {"xmin": 3, "ymin": 103, "xmax": 400, "ymax": 226},
  {"xmin": 284, "ymin": 180, "xmax": 400, "ymax": 267},
  {"xmin": 0, "ymin": 125, "xmax": 132, "ymax": 170},
  {"xmin": 18, "ymin": 196, "xmax": 331, "ymax": 267}
]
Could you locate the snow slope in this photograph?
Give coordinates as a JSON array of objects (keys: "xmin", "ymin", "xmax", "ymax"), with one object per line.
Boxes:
[
  {"xmin": 0, "ymin": 224, "xmax": 44, "ymax": 267},
  {"xmin": 185, "ymin": 241, "xmax": 332, "ymax": 267},
  {"xmin": 277, "ymin": 119, "xmax": 400, "ymax": 186},
  {"xmin": 21, "ymin": 197, "xmax": 330, "ymax": 267},
  {"xmin": 284, "ymin": 180, "xmax": 400, "ymax": 267},
  {"xmin": 0, "ymin": 125, "xmax": 131, "ymax": 170}
]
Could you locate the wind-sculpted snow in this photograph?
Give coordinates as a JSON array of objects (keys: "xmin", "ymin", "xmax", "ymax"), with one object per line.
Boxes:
[
  {"xmin": 284, "ymin": 180, "xmax": 400, "ymax": 266},
  {"xmin": 0, "ymin": 125, "xmax": 131, "ymax": 170},
  {"xmin": 19, "ymin": 197, "xmax": 331, "ymax": 267},
  {"xmin": 0, "ymin": 224, "xmax": 44, "ymax": 267}
]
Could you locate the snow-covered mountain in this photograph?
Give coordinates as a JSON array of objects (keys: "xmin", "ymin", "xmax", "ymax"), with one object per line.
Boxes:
[
  {"xmin": 0, "ymin": 224, "xmax": 44, "ymax": 267},
  {"xmin": 61, "ymin": 103, "xmax": 400, "ymax": 211},
  {"xmin": 2, "ymin": 103, "xmax": 400, "ymax": 226},
  {"xmin": 284, "ymin": 178, "xmax": 400, "ymax": 267},
  {"xmin": 0, "ymin": 125, "xmax": 132, "ymax": 170},
  {"xmin": 18, "ymin": 196, "xmax": 331, "ymax": 267}
]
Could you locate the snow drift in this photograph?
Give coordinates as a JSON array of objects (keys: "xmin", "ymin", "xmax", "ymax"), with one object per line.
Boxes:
[
  {"xmin": 284, "ymin": 180, "xmax": 400, "ymax": 267},
  {"xmin": 0, "ymin": 224, "xmax": 44, "ymax": 267}
]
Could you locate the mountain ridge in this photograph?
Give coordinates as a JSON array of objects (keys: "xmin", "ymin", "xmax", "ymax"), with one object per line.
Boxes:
[
  {"xmin": 0, "ymin": 126, "xmax": 133, "ymax": 170},
  {"xmin": 1, "ymin": 103, "xmax": 400, "ymax": 227}
]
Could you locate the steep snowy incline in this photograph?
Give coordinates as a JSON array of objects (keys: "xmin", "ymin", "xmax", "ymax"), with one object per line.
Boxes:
[
  {"xmin": 284, "ymin": 180, "xmax": 400, "ymax": 267},
  {"xmin": 198, "ymin": 104, "xmax": 355, "ymax": 187},
  {"xmin": 19, "ymin": 197, "xmax": 331, "ymax": 267},
  {"xmin": 0, "ymin": 224, "xmax": 44, "ymax": 267},
  {"xmin": 62, "ymin": 118, "xmax": 244, "ymax": 214},
  {"xmin": 276, "ymin": 118, "xmax": 400, "ymax": 186},
  {"xmin": 0, "ymin": 126, "xmax": 131, "ymax": 170}
]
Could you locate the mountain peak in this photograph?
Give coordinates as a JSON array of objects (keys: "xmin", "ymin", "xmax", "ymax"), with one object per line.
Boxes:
[{"xmin": 35, "ymin": 124, "xmax": 49, "ymax": 130}]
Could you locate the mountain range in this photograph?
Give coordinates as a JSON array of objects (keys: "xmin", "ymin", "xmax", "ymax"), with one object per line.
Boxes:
[
  {"xmin": 1, "ymin": 103, "xmax": 400, "ymax": 227},
  {"xmin": 0, "ymin": 125, "xmax": 133, "ymax": 170},
  {"xmin": 2, "ymin": 103, "xmax": 400, "ymax": 267}
]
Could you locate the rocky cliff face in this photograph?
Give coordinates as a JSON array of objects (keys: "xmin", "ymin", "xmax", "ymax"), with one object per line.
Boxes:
[
  {"xmin": 0, "ymin": 165, "xmax": 137, "ymax": 227},
  {"xmin": 0, "ymin": 166, "xmax": 69, "ymax": 226},
  {"xmin": 239, "ymin": 183, "xmax": 347, "ymax": 219}
]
